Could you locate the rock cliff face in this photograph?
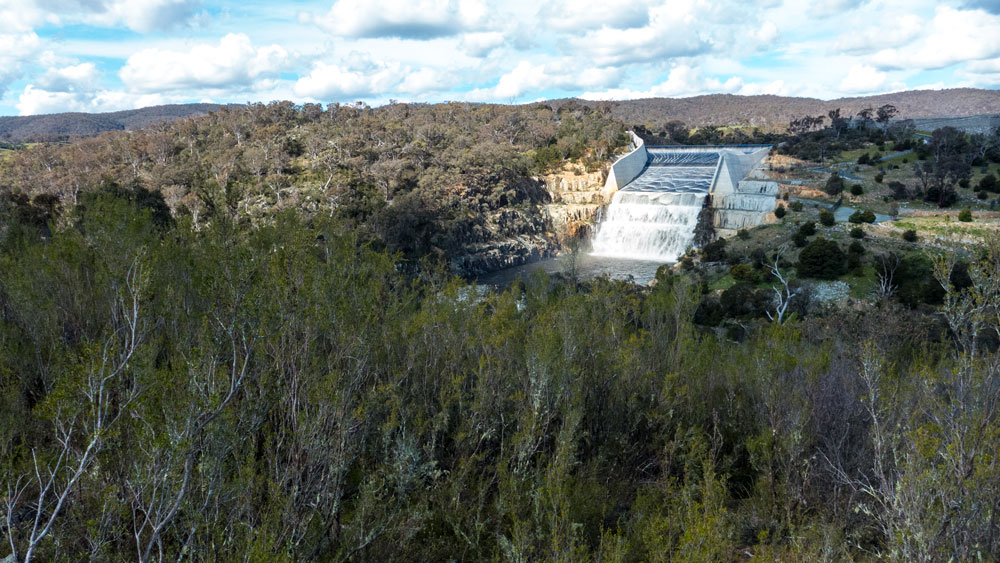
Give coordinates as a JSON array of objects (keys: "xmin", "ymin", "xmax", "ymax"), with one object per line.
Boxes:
[
  {"xmin": 450, "ymin": 234, "xmax": 561, "ymax": 277},
  {"xmin": 540, "ymin": 165, "xmax": 614, "ymax": 240},
  {"xmin": 450, "ymin": 163, "xmax": 615, "ymax": 277}
]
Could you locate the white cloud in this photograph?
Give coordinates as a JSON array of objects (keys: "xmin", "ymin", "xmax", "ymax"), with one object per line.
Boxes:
[
  {"xmin": 86, "ymin": 0, "xmax": 203, "ymax": 32},
  {"xmin": 489, "ymin": 60, "xmax": 622, "ymax": 99},
  {"xmin": 16, "ymin": 87, "xmax": 83, "ymax": 116},
  {"xmin": 16, "ymin": 84, "xmax": 166, "ymax": 115},
  {"xmin": 810, "ymin": 0, "xmax": 868, "ymax": 18},
  {"xmin": 569, "ymin": 1, "xmax": 714, "ymax": 65},
  {"xmin": 957, "ymin": 58, "xmax": 1000, "ymax": 87},
  {"xmin": 838, "ymin": 64, "xmax": 887, "ymax": 93},
  {"xmin": 0, "ymin": 0, "xmax": 202, "ymax": 33},
  {"xmin": 539, "ymin": 0, "xmax": 651, "ymax": 31},
  {"xmin": 0, "ymin": 2, "xmax": 47, "ymax": 33},
  {"xmin": 119, "ymin": 33, "xmax": 289, "ymax": 93},
  {"xmin": 3, "ymin": 0, "xmax": 999, "ymax": 115},
  {"xmin": 963, "ymin": 0, "xmax": 1000, "ymax": 14},
  {"xmin": 835, "ymin": 14, "xmax": 923, "ymax": 54},
  {"xmin": 579, "ymin": 64, "xmax": 754, "ymax": 100},
  {"xmin": 294, "ymin": 58, "xmax": 408, "ymax": 99},
  {"xmin": 0, "ymin": 31, "xmax": 42, "ymax": 94},
  {"xmin": 397, "ymin": 67, "xmax": 450, "ymax": 94},
  {"xmin": 870, "ymin": 6, "xmax": 1000, "ymax": 70},
  {"xmin": 459, "ymin": 31, "xmax": 505, "ymax": 57},
  {"xmin": 737, "ymin": 79, "xmax": 788, "ymax": 96},
  {"xmin": 310, "ymin": 0, "xmax": 486, "ymax": 39},
  {"xmin": 967, "ymin": 58, "xmax": 1000, "ymax": 73},
  {"xmin": 755, "ymin": 21, "xmax": 778, "ymax": 45},
  {"xmin": 36, "ymin": 62, "xmax": 100, "ymax": 92}
]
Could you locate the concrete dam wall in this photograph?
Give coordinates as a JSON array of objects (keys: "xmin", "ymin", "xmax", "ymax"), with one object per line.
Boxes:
[
  {"xmin": 604, "ymin": 132, "xmax": 648, "ymax": 191},
  {"xmin": 591, "ymin": 140, "xmax": 778, "ymax": 261}
]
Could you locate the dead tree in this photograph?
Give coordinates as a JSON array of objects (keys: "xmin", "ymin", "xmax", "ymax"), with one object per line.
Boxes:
[
  {"xmin": 766, "ymin": 245, "xmax": 798, "ymax": 323},
  {"xmin": 874, "ymin": 252, "xmax": 901, "ymax": 301},
  {"xmin": 4, "ymin": 259, "xmax": 145, "ymax": 563}
]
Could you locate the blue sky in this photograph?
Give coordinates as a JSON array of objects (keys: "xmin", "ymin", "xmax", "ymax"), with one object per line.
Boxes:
[{"xmin": 2, "ymin": 0, "xmax": 1000, "ymax": 116}]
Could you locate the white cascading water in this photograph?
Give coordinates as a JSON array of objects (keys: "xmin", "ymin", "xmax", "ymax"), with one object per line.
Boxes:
[
  {"xmin": 591, "ymin": 150, "xmax": 718, "ymax": 262},
  {"xmin": 590, "ymin": 190, "xmax": 706, "ymax": 262}
]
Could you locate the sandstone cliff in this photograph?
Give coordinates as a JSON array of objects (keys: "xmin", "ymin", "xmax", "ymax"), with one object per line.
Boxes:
[{"xmin": 539, "ymin": 164, "xmax": 613, "ymax": 240}]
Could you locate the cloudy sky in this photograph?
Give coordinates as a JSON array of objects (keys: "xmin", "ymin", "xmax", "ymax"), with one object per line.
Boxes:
[{"xmin": 2, "ymin": 0, "xmax": 1000, "ymax": 116}]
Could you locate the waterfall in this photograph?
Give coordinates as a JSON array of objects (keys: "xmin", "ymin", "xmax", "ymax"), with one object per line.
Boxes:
[
  {"xmin": 589, "ymin": 145, "xmax": 773, "ymax": 261},
  {"xmin": 591, "ymin": 149, "xmax": 718, "ymax": 262},
  {"xmin": 591, "ymin": 190, "xmax": 707, "ymax": 262}
]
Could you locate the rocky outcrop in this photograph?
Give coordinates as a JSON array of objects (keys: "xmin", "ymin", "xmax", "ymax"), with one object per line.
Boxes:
[
  {"xmin": 538, "ymin": 165, "xmax": 614, "ymax": 240},
  {"xmin": 450, "ymin": 234, "xmax": 560, "ymax": 277}
]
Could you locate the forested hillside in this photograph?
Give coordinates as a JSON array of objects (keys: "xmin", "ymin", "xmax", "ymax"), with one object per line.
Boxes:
[
  {"xmin": 0, "ymin": 104, "xmax": 230, "ymax": 142},
  {"xmin": 0, "ymin": 101, "xmax": 626, "ymax": 274},
  {"xmin": 560, "ymin": 88, "xmax": 1000, "ymax": 130}
]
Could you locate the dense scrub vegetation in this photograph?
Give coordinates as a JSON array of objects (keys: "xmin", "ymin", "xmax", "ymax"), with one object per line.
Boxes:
[
  {"xmin": 6, "ymin": 97, "xmax": 1000, "ymax": 561},
  {"xmin": 2, "ymin": 183, "xmax": 1000, "ymax": 561}
]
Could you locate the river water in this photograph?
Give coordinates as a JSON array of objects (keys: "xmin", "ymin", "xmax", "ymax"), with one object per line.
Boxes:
[{"xmin": 476, "ymin": 254, "xmax": 668, "ymax": 287}]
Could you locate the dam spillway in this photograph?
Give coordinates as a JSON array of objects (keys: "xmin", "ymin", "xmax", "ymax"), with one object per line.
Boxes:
[
  {"xmin": 591, "ymin": 142, "xmax": 776, "ymax": 262},
  {"xmin": 591, "ymin": 151, "xmax": 717, "ymax": 261}
]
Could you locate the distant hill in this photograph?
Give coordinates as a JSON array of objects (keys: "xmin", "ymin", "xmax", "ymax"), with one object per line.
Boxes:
[
  {"xmin": 4, "ymin": 88, "xmax": 1000, "ymax": 142},
  {"xmin": 551, "ymin": 88, "xmax": 1000, "ymax": 130},
  {"xmin": 0, "ymin": 103, "xmax": 233, "ymax": 142}
]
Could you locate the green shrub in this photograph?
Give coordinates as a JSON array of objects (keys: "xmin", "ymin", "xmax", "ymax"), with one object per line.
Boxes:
[
  {"xmin": 978, "ymin": 190, "xmax": 990, "ymax": 200},
  {"xmin": 850, "ymin": 226, "xmax": 865, "ymax": 238},
  {"xmin": 850, "ymin": 184, "xmax": 864, "ymax": 196},
  {"xmin": 979, "ymin": 174, "xmax": 998, "ymax": 193},
  {"xmin": 730, "ymin": 263, "xmax": 759, "ymax": 284},
  {"xmin": 737, "ymin": 228, "xmax": 750, "ymax": 240},
  {"xmin": 825, "ymin": 173, "xmax": 845, "ymax": 195},
  {"xmin": 902, "ymin": 229, "xmax": 918, "ymax": 242},
  {"xmin": 720, "ymin": 283, "xmax": 755, "ymax": 317},
  {"xmin": 790, "ymin": 201, "xmax": 803, "ymax": 212},
  {"xmin": 694, "ymin": 296, "xmax": 724, "ymax": 326},
  {"xmin": 774, "ymin": 204, "xmax": 786, "ymax": 219},
  {"xmin": 725, "ymin": 322, "xmax": 746, "ymax": 341},
  {"xmin": 533, "ymin": 145, "xmax": 562, "ymax": 170},
  {"xmin": 849, "ymin": 209, "xmax": 876, "ymax": 223},
  {"xmin": 701, "ymin": 238, "xmax": 728, "ymax": 262},
  {"xmin": 819, "ymin": 209, "xmax": 835, "ymax": 226},
  {"xmin": 793, "ymin": 230, "xmax": 809, "ymax": 247},
  {"xmin": 874, "ymin": 173, "xmax": 884, "ymax": 183},
  {"xmin": 959, "ymin": 208, "xmax": 973, "ymax": 222},
  {"xmin": 798, "ymin": 221, "xmax": 816, "ymax": 236},
  {"xmin": 848, "ymin": 240, "xmax": 865, "ymax": 254},
  {"xmin": 847, "ymin": 252, "xmax": 862, "ymax": 272},
  {"xmin": 797, "ymin": 238, "xmax": 847, "ymax": 279},
  {"xmin": 897, "ymin": 254, "xmax": 946, "ymax": 306}
]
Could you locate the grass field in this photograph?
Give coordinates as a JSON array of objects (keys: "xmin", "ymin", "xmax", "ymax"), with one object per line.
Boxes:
[{"xmin": 890, "ymin": 214, "xmax": 1000, "ymax": 242}]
